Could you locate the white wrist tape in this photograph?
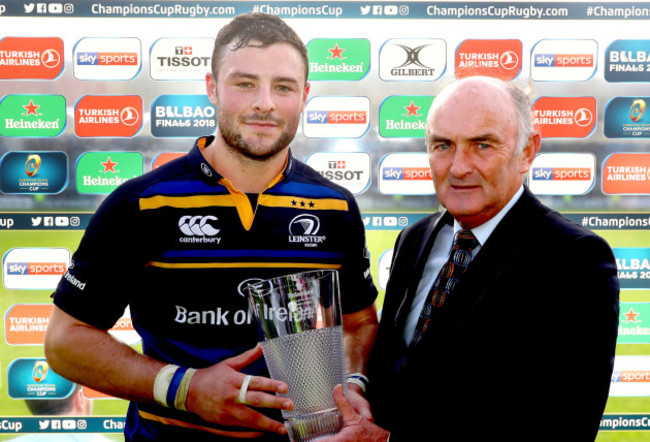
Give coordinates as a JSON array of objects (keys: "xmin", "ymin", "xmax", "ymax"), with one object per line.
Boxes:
[
  {"xmin": 153, "ymin": 364, "xmax": 179, "ymax": 407},
  {"xmin": 174, "ymin": 368, "xmax": 197, "ymax": 411}
]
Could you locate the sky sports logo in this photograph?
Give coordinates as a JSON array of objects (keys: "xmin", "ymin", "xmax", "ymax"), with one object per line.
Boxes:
[
  {"xmin": 3, "ymin": 248, "xmax": 70, "ymax": 290},
  {"xmin": 531, "ymin": 167, "xmax": 592, "ymax": 181},
  {"xmin": 533, "ymin": 53, "xmax": 594, "ymax": 67},
  {"xmin": 76, "ymin": 52, "xmax": 138, "ymax": 65},
  {"xmin": 306, "ymin": 110, "xmax": 367, "ymax": 124},
  {"xmin": 6, "ymin": 262, "xmax": 66, "ymax": 276},
  {"xmin": 382, "ymin": 167, "xmax": 431, "ymax": 180}
]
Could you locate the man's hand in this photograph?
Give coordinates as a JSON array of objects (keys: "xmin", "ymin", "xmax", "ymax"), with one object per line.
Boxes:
[
  {"xmin": 346, "ymin": 383, "xmax": 373, "ymax": 421},
  {"xmin": 321, "ymin": 384, "xmax": 390, "ymax": 442},
  {"xmin": 186, "ymin": 345, "xmax": 293, "ymax": 436}
]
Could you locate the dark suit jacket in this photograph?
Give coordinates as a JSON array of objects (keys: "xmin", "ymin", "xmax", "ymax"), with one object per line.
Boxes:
[{"xmin": 367, "ymin": 188, "xmax": 619, "ymax": 441}]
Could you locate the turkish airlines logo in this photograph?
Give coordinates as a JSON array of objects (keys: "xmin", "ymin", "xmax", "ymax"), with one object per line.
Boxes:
[
  {"xmin": 0, "ymin": 37, "xmax": 64, "ymax": 79},
  {"xmin": 179, "ymin": 215, "xmax": 219, "ymax": 236},
  {"xmin": 603, "ymin": 153, "xmax": 650, "ymax": 194},
  {"xmin": 455, "ymin": 39, "xmax": 522, "ymax": 80},
  {"xmin": 75, "ymin": 95, "xmax": 142, "ymax": 137},
  {"xmin": 532, "ymin": 96, "xmax": 597, "ymax": 138}
]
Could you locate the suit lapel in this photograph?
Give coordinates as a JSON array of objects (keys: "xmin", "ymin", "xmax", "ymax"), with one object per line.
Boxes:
[
  {"xmin": 409, "ymin": 189, "xmax": 546, "ymax": 355},
  {"xmin": 392, "ymin": 211, "xmax": 452, "ymax": 331}
]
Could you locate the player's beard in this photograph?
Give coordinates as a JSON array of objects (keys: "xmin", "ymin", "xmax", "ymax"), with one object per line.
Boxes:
[{"xmin": 218, "ymin": 111, "xmax": 297, "ymax": 162}]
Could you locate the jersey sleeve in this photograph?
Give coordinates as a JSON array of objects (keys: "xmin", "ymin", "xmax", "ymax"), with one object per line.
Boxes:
[
  {"xmin": 338, "ymin": 194, "xmax": 378, "ymax": 314},
  {"xmin": 52, "ymin": 184, "xmax": 146, "ymax": 330}
]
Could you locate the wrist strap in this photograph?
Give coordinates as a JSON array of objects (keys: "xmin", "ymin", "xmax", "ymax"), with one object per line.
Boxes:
[
  {"xmin": 174, "ymin": 368, "xmax": 197, "ymax": 411},
  {"xmin": 153, "ymin": 364, "xmax": 179, "ymax": 407}
]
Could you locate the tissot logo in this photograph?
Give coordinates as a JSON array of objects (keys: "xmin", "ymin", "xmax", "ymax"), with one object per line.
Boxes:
[
  {"xmin": 532, "ymin": 96, "xmax": 597, "ymax": 138},
  {"xmin": 289, "ymin": 214, "xmax": 326, "ymax": 247},
  {"xmin": 305, "ymin": 152, "xmax": 371, "ymax": 194},
  {"xmin": 0, "ymin": 37, "xmax": 64, "ymax": 79},
  {"xmin": 150, "ymin": 37, "xmax": 214, "ymax": 80},
  {"xmin": 455, "ymin": 39, "xmax": 522, "ymax": 80},
  {"xmin": 74, "ymin": 37, "xmax": 141, "ymax": 80},
  {"xmin": 74, "ymin": 95, "xmax": 142, "ymax": 137},
  {"xmin": 531, "ymin": 39, "xmax": 598, "ymax": 81},
  {"xmin": 379, "ymin": 38, "xmax": 446, "ymax": 81}
]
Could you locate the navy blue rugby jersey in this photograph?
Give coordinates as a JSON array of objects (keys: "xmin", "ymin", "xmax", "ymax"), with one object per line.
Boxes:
[{"xmin": 52, "ymin": 136, "xmax": 377, "ymax": 439}]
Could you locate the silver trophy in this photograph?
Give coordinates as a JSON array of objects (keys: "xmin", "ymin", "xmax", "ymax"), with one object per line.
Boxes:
[{"xmin": 246, "ymin": 270, "xmax": 346, "ymax": 441}]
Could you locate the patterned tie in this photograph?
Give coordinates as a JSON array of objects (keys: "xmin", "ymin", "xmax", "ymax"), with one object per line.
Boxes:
[{"xmin": 410, "ymin": 228, "xmax": 479, "ymax": 347}]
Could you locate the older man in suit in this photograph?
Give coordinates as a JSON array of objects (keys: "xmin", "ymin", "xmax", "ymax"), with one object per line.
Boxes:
[{"xmin": 324, "ymin": 76, "xmax": 619, "ymax": 441}]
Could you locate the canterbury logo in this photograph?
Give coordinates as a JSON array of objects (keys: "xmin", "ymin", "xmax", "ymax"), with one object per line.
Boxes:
[{"xmin": 178, "ymin": 215, "xmax": 219, "ymax": 236}]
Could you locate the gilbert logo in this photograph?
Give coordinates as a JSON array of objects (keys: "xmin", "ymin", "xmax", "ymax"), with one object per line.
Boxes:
[
  {"xmin": 455, "ymin": 39, "xmax": 521, "ymax": 80},
  {"xmin": 531, "ymin": 39, "xmax": 597, "ymax": 81},
  {"xmin": 602, "ymin": 153, "xmax": 650, "ymax": 194},
  {"xmin": 76, "ymin": 152, "xmax": 143, "ymax": 194},
  {"xmin": 0, "ymin": 94, "xmax": 66, "ymax": 137},
  {"xmin": 379, "ymin": 95, "xmax": 433, "ymax": 138},
  {"xmin": 74, "ymin": 37, "xmax": 141, "ymax": 80},
  {"xmin": 532, "ymin": 96, "xmax": 596, "ymax": 138},
  {"xmin": 74, "ymin": 95, "xmax": 142, "ymax": 137},
  {"xmin": 379, "ymin": 38, "xmax": 446, "ymax": 81},
  {"xmin": 307, "ymin": 38, "xmax": 370, "ymax": 80},
  {"xmin": 0, "ymin": 37, "xmax": 64, "ymax": 79},
  {"xmin": 303, "ymin": 96, "xmax": 370, "ymax": 138}
]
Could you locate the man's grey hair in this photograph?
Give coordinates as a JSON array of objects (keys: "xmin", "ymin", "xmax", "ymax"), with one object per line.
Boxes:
[{"xmin": 428, "ymin": 76, "xmax": 535, "ymax": 154}]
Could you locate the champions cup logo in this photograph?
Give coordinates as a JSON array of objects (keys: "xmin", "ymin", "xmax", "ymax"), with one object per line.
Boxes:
[
  {"xmin": 630, "ymin": 99, "xmax": 646, "ymax": 122},
  {"xmin": 0, "ymin": 37, "xmax": 64, "ymax": 79},
  {"xmin": 32, "ymin": 361, "xmax": 48, "ymax": 382},
  {"xmin": 455, "ymin": 39, "xmax": 522, "ymax": 80},
  {"xmin": 25, "ymin": 155, "xmax": 41, "ymax": 177}
]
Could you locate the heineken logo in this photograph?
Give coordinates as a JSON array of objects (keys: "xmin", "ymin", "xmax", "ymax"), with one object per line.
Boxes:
[
  {"xmin": 379, "ymin": 95, "xmax": 433, "ymax": 138},
  {"xmin": 307, "ymin": 39, "xmax": 370, "ymax": 80},
  {"xmin": 0, "ymin": 95, "xmax": 66, "ymax": 137},
  {"xmin": 76, "ymin": 152, "xmax": 143, "ymax": 194},
  {"xmin": 618, "ymin": 303, "xmax": 650, "ymax": 344}
]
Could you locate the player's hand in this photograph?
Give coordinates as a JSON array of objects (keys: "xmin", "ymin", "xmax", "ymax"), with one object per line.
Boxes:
[
  {"xmin": 185, "ymin": 345, "xmax": 293, "ymax": 436},
  {"xmin": 320, "ymin": 384, "xmax": 390, "ymax": 442}
]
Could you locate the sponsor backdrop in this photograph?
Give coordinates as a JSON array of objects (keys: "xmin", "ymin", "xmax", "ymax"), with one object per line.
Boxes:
[{"xmin": 0, "ymin": 1, "xmax": 649, "ymax": 439}]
